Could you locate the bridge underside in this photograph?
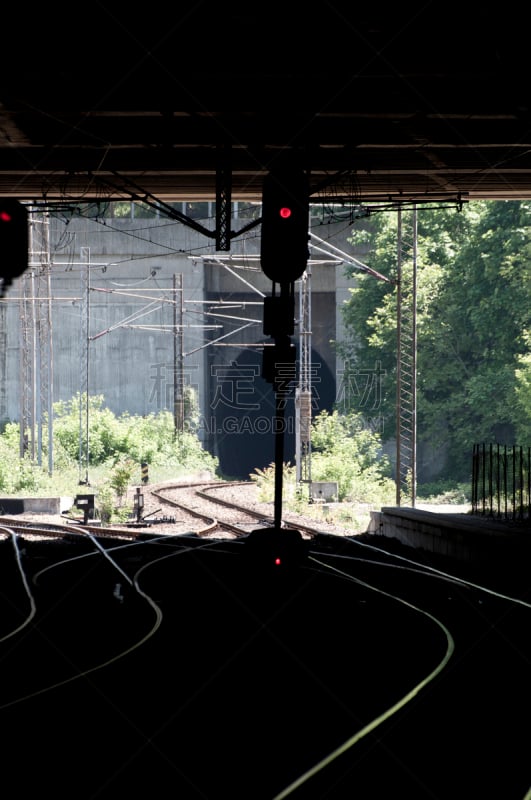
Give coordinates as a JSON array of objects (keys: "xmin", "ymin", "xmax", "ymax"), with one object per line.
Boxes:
[{"xmin": 1, "ymin": 6, "xmax": 530, "ymax": 205}]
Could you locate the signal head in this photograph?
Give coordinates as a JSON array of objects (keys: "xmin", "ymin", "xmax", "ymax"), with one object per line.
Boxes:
[
  {"xmin": 0, "ymin": 200, "xmax": 29, "ymax": 286},
  {"xmin": 260, "ymin": 165, "xmax": 310, "ymax": 284}
]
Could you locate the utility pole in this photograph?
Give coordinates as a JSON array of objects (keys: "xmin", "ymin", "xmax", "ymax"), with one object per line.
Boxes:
[
  {"xmin": 19, "ymin": 209, "xmax": 53, "ymax": 472},
  {"xmin": 396, "ymin": 205, "xmax": 418, "ymax": 506},
  {"xmin": 79, "ymin": 246, "xmax": 90, "ymax": 484},
  {"xmin": 173, "ymin": 273, "xmax": 184, "ymax": 433},
  {"xmin": 36, "ymin": 212, "xmax": 54, "ymax": 474},
  {"xmin": 244, "ymin": 160, "xmax": 309, "ymax": 574},
  {"xmin": 19, "ymin": 269, "xmax": 35, "ymax": 459},
  {"xmin": 295, "ymin": 267, "xmax": 312, "ymax": 497}
]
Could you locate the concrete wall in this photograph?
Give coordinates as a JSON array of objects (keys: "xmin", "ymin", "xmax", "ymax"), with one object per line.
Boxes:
[
  {"xmin": 0, "ymin": 208, "xmax": 358, "ymax": 477},
  {"xmin": 367, "ymin": 506, "xmax": 531, "ymax": 567},
  {"xmin": 1, "ymin": 213, "xmax": 210, "ymax": 424}
]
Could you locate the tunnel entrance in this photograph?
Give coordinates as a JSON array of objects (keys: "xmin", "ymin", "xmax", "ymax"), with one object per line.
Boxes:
[{"xmin": 208, "ymin": 346, "xmax": 335, "ymax": 480}]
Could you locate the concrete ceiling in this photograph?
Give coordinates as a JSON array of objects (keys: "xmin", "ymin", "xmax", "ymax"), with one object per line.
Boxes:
[{"xmin": 1, "ymin": 4, "xmax": 530, "ymax": 206}]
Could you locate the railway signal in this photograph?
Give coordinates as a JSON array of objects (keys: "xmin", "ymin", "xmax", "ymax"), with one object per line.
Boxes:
[
  {"xmin": 260, "ymin": 165, "xmax": 310, "ymax": 284},
  {"xmin": 0, "ymin": 200, "xmax": 29, "ymax": 289},
  {"xmin": 259, "ymin": 160, "xmax": 310, "ymax": 537},
  {"xmin": 245, "ymin": 527, "xmax": 307, "ymax": 574}
]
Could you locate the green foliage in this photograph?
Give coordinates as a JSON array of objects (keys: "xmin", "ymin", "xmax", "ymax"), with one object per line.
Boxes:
[
  {"xmin": 417, "ymin": 481, "xmax": 471, "ymax": 504},
  {"xmin": 514, "ymin": 348, "xmax": 531, "ymax": 444},
  {"xmin": 53, "ymin": 393, "xmax": 123, "ymax": 465},
  {"xmin": 310, "ymin": 410, "xmax": 395, "ymax": 503},
  {"xmin": 0, "ymin": 438, "xmax": 45, "ymax": 494},
  {"xmin": 108, "ymin": 458, "xmax": 136, "ymax": 505},
  {"xmin": 250, "ymin": 410, "xmax": 395, "ymax": 511},
  {"xmin": 0, "ymin": 393, "xmax": 219, "ymax": 498},
  {"xmin": 0, "ymin": 421, "xmax": 54, "ymax": 494},
  {"xmin": 94, "ymin": 484, "xmax": 115, "ymax": 525},
  {"xmin": 337, "ymin": 200, "xmax": 531, "ymax": 482},
  {"xmin": 250, "ymin": 462, "xmax": 296, "ymax": 503},
  {"xmin": 112, "ymin": 201, "xmax": 132, "ymax": 218},
  {"xmin": 50, "ymin": 392, "xmax": 217, "ymax": 474}
]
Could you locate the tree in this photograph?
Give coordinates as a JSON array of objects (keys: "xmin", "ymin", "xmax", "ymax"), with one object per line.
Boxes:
[
  {"xmin": 337, "ymin": 201, "xmax": 531, "ymax": 483},
  {"xmin": 422, "ymin": 201, "xmax": 531, "ymax": 475},
  {"xmin": 515, "ymin": 346, "xmax": 531, "ymax": 444},
  {"xmin": 337, "ymin": 204, "xmax": 471, "ymax": 445}
]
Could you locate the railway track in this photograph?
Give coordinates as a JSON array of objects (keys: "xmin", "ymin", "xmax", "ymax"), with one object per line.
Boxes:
[
  {"xmin": 0, "ymin": 480, "xmax": 325, "ymax": 542},
  {"xmin": 149, "ymin": 480, "xmax": 320, "ymax": 538},
  {"xmin": 1, "ymin": 481, "xmax": 529, "ymax": 800},
  {"xmin": 149, "ymin": 480, "xmax": 263, "ymax": 536}
]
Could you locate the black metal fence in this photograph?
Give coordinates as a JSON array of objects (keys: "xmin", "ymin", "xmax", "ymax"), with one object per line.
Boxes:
[{"xmin": 472, "ymin": 443, "xmax": 531, "ymax": 521}]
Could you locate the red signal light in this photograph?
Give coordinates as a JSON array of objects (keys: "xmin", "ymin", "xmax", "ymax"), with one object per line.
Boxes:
[
  {"xmin": 245, "ymin": 527, "xmax": 307, "ymax": 574},
  {"xmin": 260, "ymin": 165, "xmax": 309, "ymax": 284},
  {"xmin": 0, "ymin": 211, "xmax": 12, "ymax": 223}
]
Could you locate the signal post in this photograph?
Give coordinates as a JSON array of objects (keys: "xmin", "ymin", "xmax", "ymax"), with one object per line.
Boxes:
[{"xmin": 245, "ymin": 160, "xmax": 310, "ymax": 572}]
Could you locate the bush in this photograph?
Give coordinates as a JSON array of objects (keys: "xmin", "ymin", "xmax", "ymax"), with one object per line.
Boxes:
[
  {"xmin": 416, "ymin": 481, "xmax": 471, "ymax": 504},
  {"xmin": 0, "ymin": 394, "xmax": 219, "ymax": 498},
  {"xmin": 310, "ymin": 409, "xmax": 394, "ymax": 502},
  {"xmin": 250, "ymin": 409, "xmax": 396, "ymax": 515},
  {"xmin": 250, "ymin": 462, "xmax": 296, "ymax": 502}
]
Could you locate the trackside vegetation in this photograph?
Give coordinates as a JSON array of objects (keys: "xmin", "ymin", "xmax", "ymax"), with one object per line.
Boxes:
[
  {"xmin": 0, "ymin": 395, "xmax": 398, "ymax": 526},
  {"xmin": 6, "ymin": 199, "xmax": 530, "ymax": 519},
  {"xmin": 0, "ymin": 394, "xmax": 219, "ymax": 521},
  {"xmin": 250, "ymin": 409, "xmax": 398, "ymax": 530},
  {"xmin": 337, "ymin": 200, "xmax": 531, "ymax": 484}
]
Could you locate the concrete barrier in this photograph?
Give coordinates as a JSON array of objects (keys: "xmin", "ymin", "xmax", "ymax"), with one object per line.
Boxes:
[
  {"xmin": 368, "ymin": 505, "xmax": 530, "ymax": 566},
  {"xmin": 0, "ymin": 496, "xmax": 74, "ymax": 514}
]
